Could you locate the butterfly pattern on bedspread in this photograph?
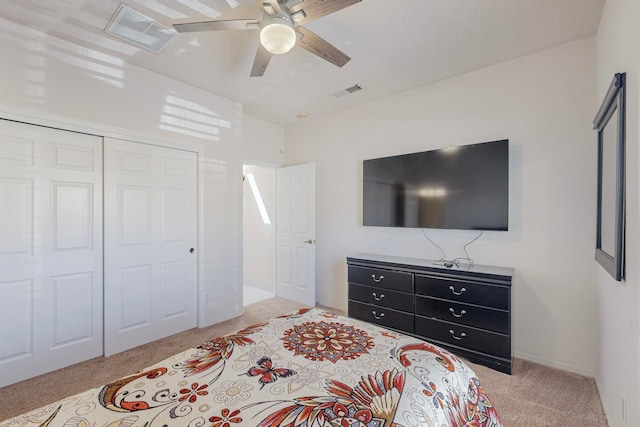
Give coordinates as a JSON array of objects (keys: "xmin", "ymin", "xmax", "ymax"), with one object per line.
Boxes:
[
  {"xmin": 245, "ymin": 356, "xmax": 297, "ymax": 389},
  {"xmin": 0, "ymin": 308, "xmax": 502, "ymax": 427}
]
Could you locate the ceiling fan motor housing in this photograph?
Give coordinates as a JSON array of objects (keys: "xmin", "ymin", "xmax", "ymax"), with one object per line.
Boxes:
[{"xmin": 260, "ymin": 13, "xmax": 296, "ymax": 54}]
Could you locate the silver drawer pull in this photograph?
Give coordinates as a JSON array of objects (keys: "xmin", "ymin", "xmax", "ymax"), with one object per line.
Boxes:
[
  {"xmin": 449, "ymin": 330, "xmax": 467, "ymax": 340},
  {"xmin": 372, "ymin": 292, "xmax": 385, "ymax": 301},
  {"xmin": 372, "ymin": 311, "xmax": 385, "ymax": 320},
  {"xmin": 449, "ymin": 285, "xmax": 467, "ymax": 296},
  {"xmin": 449, "ymin": 308, "xmax": 467, "ymax": 318},
  {"xmin": 371, "ymin": 274, "xmax": 384, "ymax": 283}
]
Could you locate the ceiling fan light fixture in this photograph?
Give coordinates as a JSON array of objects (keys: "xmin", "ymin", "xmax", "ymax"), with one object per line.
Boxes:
[{"xmin": 260, "ymin": 15, "xmax": 296, "ymax": 54}]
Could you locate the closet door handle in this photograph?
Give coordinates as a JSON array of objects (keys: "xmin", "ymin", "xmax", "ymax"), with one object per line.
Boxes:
[
  {"xmin": 449, "ymin": 308, "xmax": 466, "ymax": 318},
  {"xmin": 372, "ymin": 311, "xmax": 385, "ymax": 320},
  {"xmin": 372, "ymin": 292, "xmax": 385, "ymax": 301},
  {"xmin": 449, "ymin": 330, "xmax": 467, "ymax": 340},
  {"xmin": 449, "ymin": 285, "xmax": 466, "ymax": 296},
  {"xmin": 371, "ymin": 274, "xmax": 384, "ymax": 283},
  {"xmin": 189, "ymin": 248, "xmax": 195, "ymax": 253}
]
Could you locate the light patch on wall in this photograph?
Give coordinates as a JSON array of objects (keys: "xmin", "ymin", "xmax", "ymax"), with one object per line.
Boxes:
[
  {"xmin": 139, "ymin": 0, "xmax": 189, "ymax": 19},
  {"xmin": 0, "ymin": 15, "xmax": 128, "ymax": 92},
  {"xmin": 176, "ymin": 0, "xmax": 222, "ymax": 18},
  {"xmin": 159, "ymin": 94, "xmax": 232, "ymax": 141},
  {"xmin": 246, "ymin": 173, "xmax": 271, "ymax": 225}
]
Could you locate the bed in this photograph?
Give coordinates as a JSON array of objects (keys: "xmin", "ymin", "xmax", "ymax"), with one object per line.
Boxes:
[{"xmin": 0, "ymin": 308, "xmax": 502, "ymax": 427}]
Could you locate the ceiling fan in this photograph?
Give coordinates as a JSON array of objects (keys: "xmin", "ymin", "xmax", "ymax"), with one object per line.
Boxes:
[{"xmin": 173, "ymin": 0, "xmax": 361, "ymax": 77}]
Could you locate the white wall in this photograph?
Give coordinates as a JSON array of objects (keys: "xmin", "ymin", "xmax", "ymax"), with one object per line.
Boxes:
[
  {"xmin": 284, "ymin": 38, "xmax": 598, "ymax": 376},
  {"xmin": 243, "ymin": 165, "xmax": 277, "ymax": 292},
  {"xmin": 594, "ymin": 0, "xmax": 640, "ymax": 425},
  {"xmin": 0, "ymin": 26, "xmax": 245, "ymax": 327},
  {"xmin": 242, "ymin": 114, "xmax": 285, "ymax": 166}
]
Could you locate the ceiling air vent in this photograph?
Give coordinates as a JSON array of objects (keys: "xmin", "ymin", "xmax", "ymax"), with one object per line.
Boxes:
[
  {"xmin": 105, "ymin": 4, "xmax": 178, "ymax": 53},
  {"xmin": 332, "ymin": 84, "xmax": 363, "ymax": 98}
]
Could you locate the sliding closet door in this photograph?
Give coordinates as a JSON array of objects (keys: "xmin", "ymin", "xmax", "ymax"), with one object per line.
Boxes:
[
  {"xmin": 104, "ymin": 138, "xmax": 198, "ymax": 355},
  {"xmin": 0, "ymin": 120, "xmax": 103, "ymax": 387}
]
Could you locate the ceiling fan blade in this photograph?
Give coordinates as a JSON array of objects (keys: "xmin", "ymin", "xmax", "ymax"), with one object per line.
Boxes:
[
  {"xmin": 296, "ymin": 26, "xmax": 350, "ymax": 67},
  {"xmin": 250, "ymin": 43, "xmax": 273, "ymax": 77},
  {"xmin": 287, "ymin": 0, "xmax": 361, "ymax": 25},
  {"xmin": 173, "ymin": 19, "xmax": 259, "ymax": 33},
  {"xmin": 257, "ymin": 0, "xmax": 281, "ymax": 16}
]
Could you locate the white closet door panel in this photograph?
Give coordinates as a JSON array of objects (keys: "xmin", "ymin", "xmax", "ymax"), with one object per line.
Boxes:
[
  {"xmin": 0, "ymin": 279, "xmax": 33, "ymax": 361},
  {"xmin": 162, "ymin": 260, "xmax": 189, "ymax": 318},
  {"xmin": 51, "ymin": 144, "xmax": 94, "ymax": 171},
  {"xmin": 0, "ymin": 119, "xmax": 103, "ymax": 387},
  {"xmin": 119, "ymin": 185, "xmax": 151, "ymax": 246},
  {"xmin": 104, "ymin": 139, "xmax": 197, "ymax": 355},
  {"xmin": 0, "ymin": 134, "xmax": 34, "ymax": 166},
  {"xmin": 119, "ymin": 265, "xmax": 153, "ymax": 330},
  {"xmin": 52, "ymin": 182, "xmax": 94, "ymax": 250},
  {"xmin": 162, "ymin": 188, "xmax": 187, "ymax": 242},
  {"xmin": 51, "ymin": 272, "xmax": 95, "ymax": 347},
  {"xmin": 0, "ymin": 177, "xmax": 33, "ymax": 255}
]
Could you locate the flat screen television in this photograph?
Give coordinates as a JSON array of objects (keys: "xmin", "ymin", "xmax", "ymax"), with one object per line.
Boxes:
[{"xmin": 363, "ymin": 139, "xmax": 509, "ymax": 231}]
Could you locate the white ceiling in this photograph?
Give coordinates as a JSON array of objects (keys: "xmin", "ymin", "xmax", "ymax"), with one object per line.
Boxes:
[{"xmin": 0, "ymin": 0, "xmax": 605, "ymax": 126}]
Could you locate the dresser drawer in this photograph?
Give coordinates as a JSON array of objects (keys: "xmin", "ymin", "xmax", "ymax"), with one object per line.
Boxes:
[
  {"xmin": 415, "ymin": 316, "xmax": 510, "ymax": 359},
  {"xmin": 348, "ymin": 265, "xmax": 413, "ymax": 293},
  {"xmin": 348, "ymin": 300, "xmax": 414, "ymax": 334},
  {"xmin": 415, "ymin": 275, "xmax": 508, "ymax": 310},
  {"xmin": 349, "ymin": 283, "xmax": 414, "ymax": 313},
  {"xmin": 415, "ymin": 296, "xmax": 508, "ymax": 334}
]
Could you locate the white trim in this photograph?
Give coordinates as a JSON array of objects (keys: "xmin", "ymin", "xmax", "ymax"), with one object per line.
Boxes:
[
  {"xmin": 594, "ymin": 376, "xmax": 613, "ymax": 425},
  {"xmin": 514, "ymin": 351, "xmax": 595, "ymax": 377},
  {"xmin": 243, "ymin": 278, "xmax": 273, "ymax": 291}
]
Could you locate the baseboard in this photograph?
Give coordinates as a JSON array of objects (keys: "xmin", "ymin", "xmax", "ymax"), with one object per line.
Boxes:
[
  {"xmin": 514, "ymin": 351, "xmax": 595, "ymax": 378},
  {"xmin": 243, "ymin": 279, "xmax": 273, "ymax": 292},
  {"xmin": 201, "ymin": 307, "xmax": 243, "ymax": 328},
  {"xmin": 593, "ymin": 377, "xmax": 613, "ymax": 427}
]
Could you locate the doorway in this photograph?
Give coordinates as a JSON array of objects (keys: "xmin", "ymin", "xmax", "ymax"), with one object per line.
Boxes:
[{"xmin": 242, "ymin": 164, "xmax": 276, "ymax": 306}]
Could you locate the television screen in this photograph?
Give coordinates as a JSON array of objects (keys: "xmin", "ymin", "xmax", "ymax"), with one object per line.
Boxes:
[{"xmin": 363, "ymin": 139, "xmax": 509, "ymax": 231}]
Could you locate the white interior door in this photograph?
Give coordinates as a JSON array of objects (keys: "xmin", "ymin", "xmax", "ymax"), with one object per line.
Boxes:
[
  {"xmin": 104, "ymin": 138, "xmax": 197, "ymax": 355},
  {"xmin": 0, "ymin": 120, "xmax": 103, "ymax": 387},
  {"xmin": 276, "ymin": 163, "xmax": 316, "ymax": 306}
]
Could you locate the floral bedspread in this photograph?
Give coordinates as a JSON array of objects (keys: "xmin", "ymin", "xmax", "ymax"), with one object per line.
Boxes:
[{"xmin": 1, "ymin": 308, "xmax": 502, "ymax": 427}]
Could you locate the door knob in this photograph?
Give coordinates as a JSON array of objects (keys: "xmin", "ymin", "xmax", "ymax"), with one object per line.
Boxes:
[
  {"xmin": 304, "ymin": 239, "xmax": 314, "ymax": 244},
  {"xmin": 189, "ymin": 248, "xmax": 195, "ymax": 253}
]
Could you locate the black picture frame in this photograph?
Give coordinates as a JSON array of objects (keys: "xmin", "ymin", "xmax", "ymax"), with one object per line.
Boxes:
[{"xmin": 593, "ymin": 73, "xmax": 625, "ymax": 281}]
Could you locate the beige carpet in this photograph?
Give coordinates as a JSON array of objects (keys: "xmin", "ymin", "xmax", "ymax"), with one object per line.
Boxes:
[
  {"xmin": 0, "ymin": 297, "xmax": 608, "ymax": 426},
  {"xmin": 467, "ymin": 358, "xmax": 608, "ymax": 426}
]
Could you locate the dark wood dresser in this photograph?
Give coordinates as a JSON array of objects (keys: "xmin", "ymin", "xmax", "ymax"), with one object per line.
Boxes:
[{"xmin": 347, "ymin": 253, "xmax": 514, "ymax": 374}]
